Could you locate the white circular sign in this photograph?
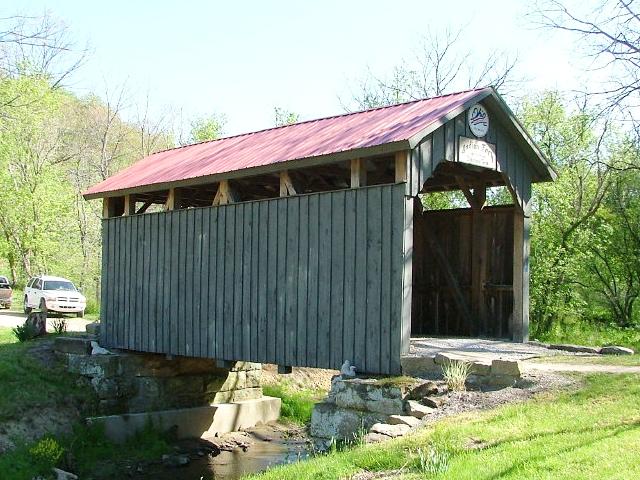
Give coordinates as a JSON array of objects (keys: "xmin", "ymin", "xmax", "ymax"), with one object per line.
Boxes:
[{"xmin": 468, "ymin": 104, "xmax": 489, "ymax": 137}]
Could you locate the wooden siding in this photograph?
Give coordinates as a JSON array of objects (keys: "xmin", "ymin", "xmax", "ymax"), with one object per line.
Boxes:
[
  {"xmin": 412, "ymin": 206, "xmax": 515, "ymax": 338},
  {"xmin": 101, "ymin": 183, "xmax": 406, "ymax": 375},
  {"xmin": 408, "ymin": 103, "xmax": 534, "ymax": 211}
]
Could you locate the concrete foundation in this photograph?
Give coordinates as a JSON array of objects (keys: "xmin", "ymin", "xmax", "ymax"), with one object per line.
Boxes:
[{"xmin": 88, "ymin": 396, "xmax": 281, "ymax": 443}]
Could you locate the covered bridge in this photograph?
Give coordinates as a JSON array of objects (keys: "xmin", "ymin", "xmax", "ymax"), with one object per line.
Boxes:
[{"xmin": 84, "ymin": 87, "xmax": 555, "ymax": 375}]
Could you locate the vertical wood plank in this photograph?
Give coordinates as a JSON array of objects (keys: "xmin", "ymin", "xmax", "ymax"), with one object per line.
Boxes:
[
  {"xmin": 257, "ymin": 201, "xmax": 269, "ymax": 363},
  {"xmin": 317, "ymin": 193, "xmax": 332, "ymax": 368},
  {"xmin": 307, "ymin": 195, "xmax": 319, "ymax": 367},
  {"xmin": 193, "ymin": 208, "xmax": 204, "ymax": 356},
  {"xmin": 233, "ymin": 205, "xmax": 244, "ymax": 359},
  {"xmin": 276, "ymin": 198, "xmax": 287, "ymax": 366},
  {"xmin": 400, "ymin": 195, "xmax": 414, "ymax": 357},
  {"xmin": 354, "ymin": 188, "xmax": 367, "ymax": 371},
  {"xmin": 380, "ymin": 186, "xmax": 392, "ymax": 373},
  {"xmin": 242, "ymin": 203, "xmax": 252, "ymax": 361},
  {"xmin": 250, "ymin": 202, "xmax": 260, "ymax": 362},
  {"xmin": 266, "ymin": 201, "xmax": 278, "ymax": 362},
  {"xmin": 285, "ymin": 197, "xmax": 299, "ymax": 366},
  {"xmin": 330, "ymin": 191, "xmax": 345, "ymax": 369},
  {"xmin": 207, "ymin": 208, "xmax": 217, "ymax": 358},
  {"xmin": 366, "ymin": 187, "xmax": 382, "ymax": 373},
  {"xmin": 296, "ymin": 195, "xmax": 309, "ymax": 366},
  {"xmin": 342, "ymin": 190, "xmax": 356, "ymax": 369}
]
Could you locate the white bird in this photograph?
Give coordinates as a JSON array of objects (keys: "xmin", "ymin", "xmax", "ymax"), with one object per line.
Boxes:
[
  {"xmin": 340, "ymin": 360, "xmax": 357, "ymax": 377},
  {"xmin": 91, "ymin": 341, "xmax": 110, "ymax": 355}
]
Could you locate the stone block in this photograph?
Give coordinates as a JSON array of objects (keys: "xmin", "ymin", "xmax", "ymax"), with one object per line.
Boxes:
[
  {"xmin": 231, "ymin": 387, "xmax": 263, "ymax": 402},
  {"xmin": 54, "ymin": 337, "xmax": 92, "ymax": 355},
  {"xmin": 600, "ymin": 346, "xmax": 634, "ymax": 355},
  {"xmin": 67, "ymin": 354, "xmax": 123, "ymax": 378},
  {"xmin": 245, "ymin": 369, "xmax": 262, "ymax": 388},
  {"xmin": 487, "ymin": 374, "xmax": 517, "ymax": 388},
  {"xmin": 491, "ymin": 359, "xmax": 521, "ymax": 377},
  {"xmin": 166, "ymin": 376, "xmax": 205, "ymax": 395},
  {"xmin": 90, "ymin": 377, "xmax": 121, "ymax": 400},
  {"xmin": 331, "ymin": 379, "xmax": 406, "ymax": 415},
  {"xmin": 401, "ymin": 356, "xmax": 440, "ymax": 377},
  {"xmin": 231, "ymin": 362, "xmax": 262, "ymax": 372},
  {"xmin": 387, "ymin": 415, "xmax": 421, "ymax": 428},
  {"xmin": 220, "ymin": 371, "xmax": 246, "ymax": 391},
  {"xmin": 364, "ymin": 432, "xmax": 389, "ymax": 443},
  {"xmin": 422, "ymin": 396, "xmax": 445, "ymax": 409},
  {"xmin": 85, "ymin": 322, "xmax": 101, "ymax": 335},
  {"xmin": 469, "ymin": 361, "xmax": 491, "ymax": 376},
  {"xmin": 211, "ymin": 390, "xmax": 233, "ymax": 404},
  {"xmin": 310, "ymin": 402, "xmax": 387, "ymax": 440},
  {"xmin": 369, "ymin": 423, "xmax": 410, "ymax": 438},
  {"xmin": 405, "ymin": 400, "xmax": 434, "ymax": 419}
]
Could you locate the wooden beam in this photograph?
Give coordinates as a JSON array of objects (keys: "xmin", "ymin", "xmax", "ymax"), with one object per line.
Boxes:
[
  {"xmin": 212, "ymin": 180, "xmax": 238, "ymax": 206},
  {"xmin": 512, "ymin": 209, "xmax": 530, "ymax": 342},
  {"xmin": 395, "ymin": 151, "xmax": 408, "ymax": 183},
  {"xmin": 123, "ymin": 194, "xmax": 136, "ymax": 216},
  {"xmin": 420, "ymin": 216, "xmax": 474, "ymax": 330},
  {"xmin": 165, "ymin": 188, "xmax": 181, "ymax": 211},
  {"xmin": 279, "ymin": 170, "xmax": 297, "ymax": 196},
  {"xmin": 350, "ymin": 158, "xmax": 367, "ymax": 188}
]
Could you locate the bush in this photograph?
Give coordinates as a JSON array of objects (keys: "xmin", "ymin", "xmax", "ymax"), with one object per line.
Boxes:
[
  {"xmin": 52, "ymin": 317, "xmax": 67, "ymax": 334},
  {"xmin": 84, "ymin": 297, "xmax": 100, "ymax": 316},
  {"xmin": 12, "ymin": 322, "xmax": 37, "ymax": 342},
  {"xmin": 29, "ymin": 436, "xmax": 65, "ymax": 473},
  {"xmin": 443, "ymin": 360, "xmax": 470, "ymax": 392}
]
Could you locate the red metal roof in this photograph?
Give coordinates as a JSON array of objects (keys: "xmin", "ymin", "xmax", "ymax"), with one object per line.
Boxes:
[{"xmin": 84, "ymin": 88, "xmax": 489, "ymax": 198}]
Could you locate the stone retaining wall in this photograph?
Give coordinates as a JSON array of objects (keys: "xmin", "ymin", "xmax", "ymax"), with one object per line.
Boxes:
[{"xmin": 55, "ymin": 337, "xmax": 262, "ymax": 415}]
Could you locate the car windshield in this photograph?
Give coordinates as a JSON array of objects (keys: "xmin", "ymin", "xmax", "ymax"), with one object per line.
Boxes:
[
  {"xmin": 43, "ymin": 280, "xmax": 76, "ymax": 291},
  {"xmin": 0, "ymin": 276, "xmax": 8, "ymax": 284}
]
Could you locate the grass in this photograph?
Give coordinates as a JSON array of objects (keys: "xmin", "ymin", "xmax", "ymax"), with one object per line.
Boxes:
[
  {"xmin": 0, "ymin": 422, "xmax": 170, "ymax": 480},
  {"xmin": 535, "ymin": 319, "xmax": 640, "ymax": 352},
  {"xmin": 0, "ymin": 327, "xmax": 94, "ymax": 423},
  {"xmin": 263, "ymin": 382, "xmax": 325, "ymax": 425},
  {"xmin": 248, "ymin": 373, "xmax": 640, "ymax": 479},
  {"xmin": 533, "ymin": 354, "xmax": 640, "ymax": 367}
]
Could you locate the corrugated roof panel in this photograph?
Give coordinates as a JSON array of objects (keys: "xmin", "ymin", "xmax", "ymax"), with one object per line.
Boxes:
[{"xmin": 84, "ymin": 88, "xmax": 487, "ymax": 197}]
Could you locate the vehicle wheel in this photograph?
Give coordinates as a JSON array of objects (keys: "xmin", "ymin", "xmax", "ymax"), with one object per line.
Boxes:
[
  {"xmin": 76, "ymin": 310, "xmax": 84, "ymax": 318},
  {"xmin": 23, "ymin": 297, "xmax": 32, "ymax": 314},
  {"xmin": 39, "ymin": 298, "xmax": 47, "ymax": 314}
]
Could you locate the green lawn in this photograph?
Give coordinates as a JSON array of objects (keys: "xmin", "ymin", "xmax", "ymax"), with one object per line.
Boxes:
[
  {"xmin": 533, "ymin": 354, "xmax": 640, "ymax": 367},
  {"xmin": 535, "ymin": 319, "xmax": 640, "ymax": 352},
  {"xmin": 263, "ymin": 382, "xmax": 326, "ymax": 425},
  {"xmin": 0, "ymin": 327, "xmax": 94, "ymax": 423},
  {"xmin": 249, "ymin": 374, "xmax": 640, "ymax": 479}
]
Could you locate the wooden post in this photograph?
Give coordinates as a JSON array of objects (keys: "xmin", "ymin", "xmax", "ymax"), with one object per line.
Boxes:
[
  {"xmin": 350, "ymin": 158, "xmax": 367, "ymax": 188},
  {"xmin": 123, "ymin": 194, "xmax": 135, "ymax": 216},
  {"xmin": 470, "ymin": 183, "xmax": 487, "ymax": 336},
  {"xmin": 279, "ymin": 171, "xmax": 297, "ymax": 196},
  {"xmin": 394, "ymin": 151, "xmax": 408, "ymax": 183},
  {"xmin": 400, "ymin": 195, "xmax": 414, "ymax": 355},
  {"xmin": 165, "ymin": 188, "xmax": 180, "ymax": 211},
  {"xmin": 212, "ymin": 180, "xmax": 238, "ymax": 206},
  {"xmin": 512, "ymin": 209, "xmax": 530, "ymax": 342}
]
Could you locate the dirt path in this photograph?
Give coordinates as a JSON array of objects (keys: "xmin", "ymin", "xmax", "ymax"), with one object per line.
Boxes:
[
  {"xmin": 0, "ymin": 309, "xmax": 90, "ymax": 333},
  {"xmin": 523, "ymin": 362, "xmax": 640, "ymax": 374}
]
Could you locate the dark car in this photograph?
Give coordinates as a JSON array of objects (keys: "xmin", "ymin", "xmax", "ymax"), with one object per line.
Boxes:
[{"xmin": 0, "ymin": 275, "xmax": 12, "ymax": 309}]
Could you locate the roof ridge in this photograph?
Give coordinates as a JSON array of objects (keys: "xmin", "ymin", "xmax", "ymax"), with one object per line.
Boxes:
[{"xmin": 152, "ymin": 87, "xmax": 489, "ymax": 156}]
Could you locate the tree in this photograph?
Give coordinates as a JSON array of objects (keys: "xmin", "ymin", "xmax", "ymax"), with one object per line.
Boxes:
[
  {"xmin": 274, "ymin": 107, "xmax": 299, "ymax": 126},
  {"xmin": 344, "ymin": 27, "xmax": 519, "ymax": 110},
  {"xmin": 188, "ymin": 114, "xmax": 226, "ymax": 143},
  {"xmin": 536, "ymin": 0, "xmax": 640, "ymax": 115}
]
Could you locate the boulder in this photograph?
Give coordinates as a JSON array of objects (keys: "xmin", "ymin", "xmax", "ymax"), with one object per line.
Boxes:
[
  {"xmin": 369, "ymin": 423, "xmax": 410, "ymax": 438},
  {"xmin": 85, "ymin": 321, "xmax": 101, "ymax": 335},
  {"xmin": 310, "ymin": 402, "xmax": 387, "ymax": 440},
  {"xmin": 490, "ymin": 359, "xmax": 521, "ymax": 377},
  {"xmin": 331, "ymin": 378, "xmax": 407, "ymax": 415},
  {"xmin": 405, "ymin": 400, "xmax": 434, "ymax": 419},
  {"xmin": 487, "ymin": 374, "xmax": 517, "ymax": 388},
  {"xmin": 52, "ymin": 468, "xmax": 78, "ymax": 480},
  {"xmin": 600, "ymin": 346, "xmax": 634, "ymax": 355},
  {"xmin": 364, "ymin": 432, "xmax": 391, "ymax": 443},
  {"xmin": 387, "ymin": 414, "xmax": 421, "ymax": 428},
  {"xmin": 422, "ymin": 396, "xmax": 445, "ymax": 409},
  {"xmin": 407, "ymin": 381, "xmax": 439, "ymax": 400}
]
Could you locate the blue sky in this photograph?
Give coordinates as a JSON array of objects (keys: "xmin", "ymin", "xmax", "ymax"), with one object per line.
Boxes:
[{"xmin": 5, "ymin": 0, "xmax": 586, "ymax": 135}]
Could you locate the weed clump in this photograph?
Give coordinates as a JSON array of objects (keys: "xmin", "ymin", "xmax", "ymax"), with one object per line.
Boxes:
[{"xmin": 443, "ymin": 360, "xmax": 471, "ymax": 392}]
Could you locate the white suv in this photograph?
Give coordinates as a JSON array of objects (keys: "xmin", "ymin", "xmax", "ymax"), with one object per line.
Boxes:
[{"xmin": 24, "ymin": 275, "xmax": 86, "ymax": 317}]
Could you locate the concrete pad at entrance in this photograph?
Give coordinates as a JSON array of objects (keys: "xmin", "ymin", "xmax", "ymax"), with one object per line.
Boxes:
[{"xmin": 88, "ymin": 396, "xmax": 281, "ymax": 443}]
